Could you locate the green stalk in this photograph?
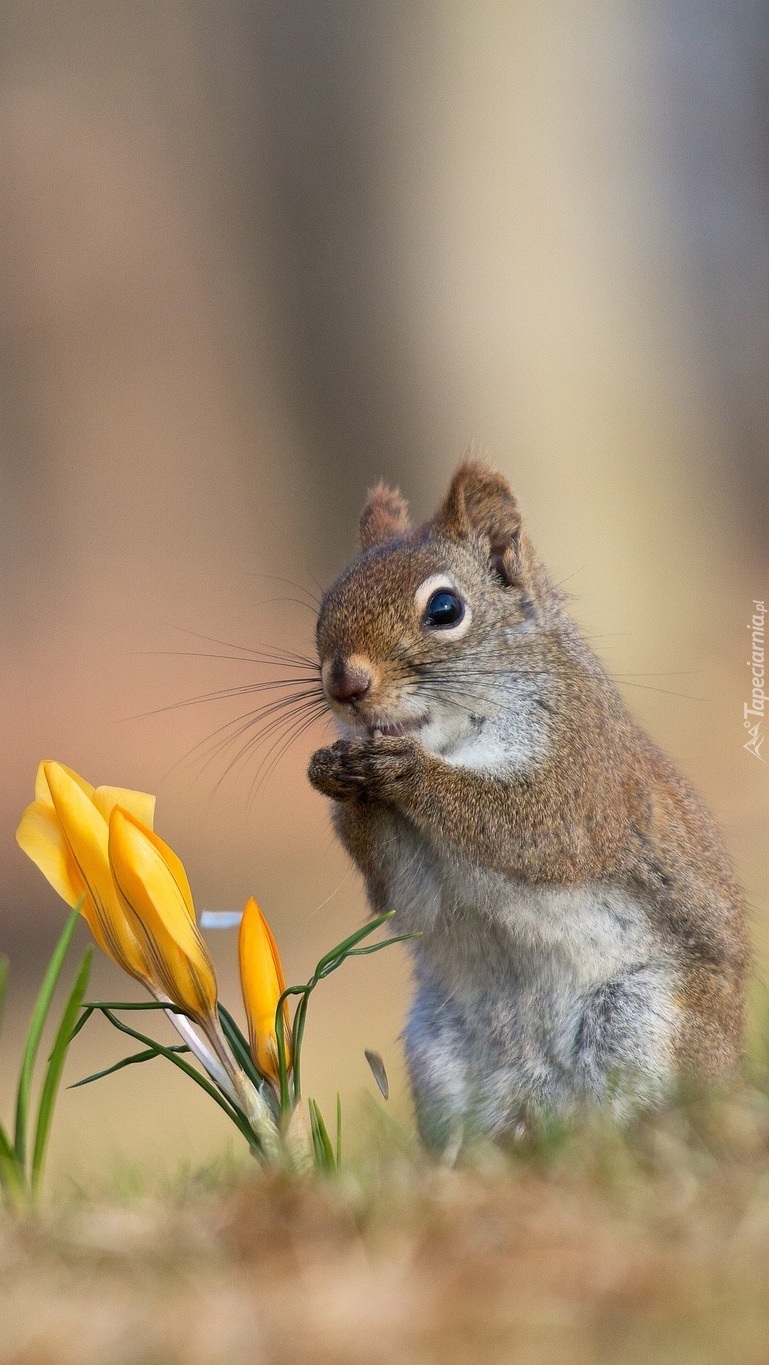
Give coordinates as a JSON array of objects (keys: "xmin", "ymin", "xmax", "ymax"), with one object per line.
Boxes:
[
  {"xmin": 291, "ymin": 990, "xmax": 311, "ymax": 1103},
  {"xmin": 275, "ymin": 1000, "xmax": 293, "ymax": 1120},
  {"xmin": 14, "ymin": 907, "xmax": 80, "ymax": 1168},
  {"xmin": 0, "ymin": 1119, "xmax": 23, "ymax": 1202},
  {"xmin": 31, "ymin": 948, "xmax": 92, "ymax": 1198}
]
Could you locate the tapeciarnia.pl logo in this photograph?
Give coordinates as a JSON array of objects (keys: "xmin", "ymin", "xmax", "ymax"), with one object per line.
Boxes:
[{"xmin": 744, "ymin": 599, "xmax": 766, "ymax": 761}]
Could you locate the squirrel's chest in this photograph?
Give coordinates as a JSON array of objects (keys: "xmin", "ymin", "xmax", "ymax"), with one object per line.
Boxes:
[{"xmin": 368, "ymin": 813, "xmax": 657, "ymax": 992}]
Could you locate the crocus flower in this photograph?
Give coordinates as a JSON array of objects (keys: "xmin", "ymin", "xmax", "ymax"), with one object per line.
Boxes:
[
  {"xmin": 16, "ymin": 761, "xmax": 155, "ymax": 984},
  {"xmin": 239, "ymin": 895, "xmax": 292, "ymax": 1087},
  {"xmin": 16, "ymin": 762, "xmax": 279, "ymax": 1155}
]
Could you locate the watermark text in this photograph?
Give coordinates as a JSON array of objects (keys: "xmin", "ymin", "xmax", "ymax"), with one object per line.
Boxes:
[{"xmin": 744, "ymin": 599, "xmax": 766, "ymax": 760}]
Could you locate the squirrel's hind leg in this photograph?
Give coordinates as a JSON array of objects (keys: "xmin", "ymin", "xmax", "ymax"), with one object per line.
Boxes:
[{"xmin": 572, "ymin": 965, "xmax": 679, "ymax": 1116}]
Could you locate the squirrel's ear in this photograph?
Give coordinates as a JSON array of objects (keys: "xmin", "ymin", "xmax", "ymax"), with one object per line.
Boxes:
[
  {"xmin": 358, "ymin": 482, "xmax": 410, "ymax": 550},
  {"xmin": 438, "ymin": 460, "xmax": 524, "ymax": 586}
]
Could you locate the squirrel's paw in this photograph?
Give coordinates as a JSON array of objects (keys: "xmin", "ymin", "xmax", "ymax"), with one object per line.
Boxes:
[{"xmin": 308, "ymin": 735, "xmax": 422, "ymax": 801}]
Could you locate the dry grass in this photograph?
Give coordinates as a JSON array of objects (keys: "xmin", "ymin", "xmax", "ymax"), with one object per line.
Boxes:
[{"xmin": 3, "ymin": 1088, "xmax": 769, "ymax": 1365}]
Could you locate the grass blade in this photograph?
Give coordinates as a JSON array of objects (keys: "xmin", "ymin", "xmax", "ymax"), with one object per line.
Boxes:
[
  {"xmin": 0, "ymin": 1120, "xmax": 23, "ymax": 1202},
  {"xmin": 14, "ymin": 906, "xmax": 80, "ymax": 1167},
  {"xmin": 0, "ymin": 1121, "xmax": 15, "ymax": 1164},
  {"xmin": 31, "ymin": 948, "xmax": 92, "ymax": 1197},
  {"xmin": 69, "ymin": 1045, "xmax": 189, "ymax": 1089},
  {"xmin": 0, "ymin": 1145, "xmax": 24, "ymax": 1207},
  {"xmin": 308, "ymin": 1098, "xmax": 335, "ymax": 1172}
]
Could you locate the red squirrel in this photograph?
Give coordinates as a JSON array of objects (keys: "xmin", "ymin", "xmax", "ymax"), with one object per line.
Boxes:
[{"xmin": 308, "ymin": 461, "xmax": 748, "ymax": 1143}]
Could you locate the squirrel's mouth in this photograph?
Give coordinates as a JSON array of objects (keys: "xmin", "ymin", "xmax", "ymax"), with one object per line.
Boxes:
[{"xmin": 365, "ymin": 715, "xmax": 428, "ymax": 739}]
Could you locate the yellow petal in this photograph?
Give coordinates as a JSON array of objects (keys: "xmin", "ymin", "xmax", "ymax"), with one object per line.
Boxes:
[
  {"xmin": 34, "ymin": 760, "xmax": 95, "ymax": 807},
  {"xmin": 113, "ymin": 818, "xmax": 196, "ymax": 922},
  {"xmin": 45, "ymin": 763, "xmax": 150, "ymax": 983},
  {"xmin": 17, "ymin": 798, "xmax": 86, "ymax": 908},
  {"xmin": 15, "ymin": 797, "xmax": 111, "ymax": 957},
  {"xmin": 238, "ymin": 896, "xmax": 292, "ymax": 1084},
  {"xmin": 92, "ymin": 786, "xmax": 156, "ymax": 829},
  {"xmin": 108, "ymin": 807, "xmax": 217, "ymax": 1022}
]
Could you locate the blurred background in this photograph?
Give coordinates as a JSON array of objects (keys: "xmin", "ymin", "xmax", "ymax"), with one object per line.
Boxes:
[{"xmin": 0, "ymin": 2, "xmax": 767, "ymax": 1187}]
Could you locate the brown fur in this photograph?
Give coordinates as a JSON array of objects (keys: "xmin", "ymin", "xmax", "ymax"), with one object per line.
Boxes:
[
  {"xmin": 358, "ymin": 482, "xmax": 410, "ymax": 551},
  {"xmin": 310, "ymin": 461, "xmax": 749, "ymax": 1097}
]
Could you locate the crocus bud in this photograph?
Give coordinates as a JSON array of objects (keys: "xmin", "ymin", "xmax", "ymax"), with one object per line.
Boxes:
[{"xmin": 239, "ymin": 896, "xmax": 292, "ymax": 1086}]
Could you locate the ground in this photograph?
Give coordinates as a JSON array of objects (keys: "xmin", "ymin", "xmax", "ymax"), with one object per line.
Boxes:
[{"xmin": 3, "ymin": 1090, "xmax": 769, "ymax": 1365}]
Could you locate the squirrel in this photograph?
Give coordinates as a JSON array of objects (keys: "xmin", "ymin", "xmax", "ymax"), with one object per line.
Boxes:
[{"xmin": 307, "ymin": 460, "xmax": 748, "ymax": 1144}]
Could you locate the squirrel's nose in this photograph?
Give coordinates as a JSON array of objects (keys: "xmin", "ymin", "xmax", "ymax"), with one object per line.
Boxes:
[{"xmin": 326, "ymin": 657, "xmax": 372, "ymax": 705}]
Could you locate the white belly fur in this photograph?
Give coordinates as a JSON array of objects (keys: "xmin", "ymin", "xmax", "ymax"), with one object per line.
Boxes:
[{"xmin": 376, "ymin": 819, "xmax": 680, "ymax": 1137}]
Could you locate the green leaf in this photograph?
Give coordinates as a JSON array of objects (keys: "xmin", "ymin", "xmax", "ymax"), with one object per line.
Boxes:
[
  {"xmin": 67, "ymin": 1004, "xmax": 95, "ymax": 1043},
  {"xmin": 69, "ymin": 1044, "xmax": 189, "ymax": 1089},
  {"xmin": 217, "ymin": 1004, "xmax": 264, "ymax": 1091},
  {"xmin": 290, "ymin": 990, "xmax": 310, "ymax": 1104},
  {"xmin": 0, "ymin": 1120, "xmax": 15, "ymax": 1164},
  {"xmin": 81, "ymin": 1001, "xmax": 181, "ymax": 1011},
  {"xmin": 218, "ymin": 1004, "xmax": 280, "ymax": 1124},
  {"xmin": 216, "ymin": 1002, "xmax": 249, "ymax": 1055},
  {"xmin": 274, "ymin": 998, "xmax": 292, "ymax": 1119},
  {"xmin": 69, "ymin": 1001, "xmax": 186, "ymax": 1044},
  {"xmin": 308, "ymin": 1098, "xmax": 335, "ymax": 1172},
  {"xmin": 0, "ymin": 1143, "xmax": 24, "ymax": 1206},
  {"xmin": 280, "ymin": 913, "xmax": 407, "ymax": 1106},
  {"xmin": 315, "ymin": 929, "xmax": 420, "ymax": 982},
  {"xmin": 313, "ymin": 911, "xmax": 395, "ymax": 975},
  {"xmin": 98, "ymin": 1009, "xmax": 263, "ymax": 1155},
  {"xmin": 31, "ymin": 947, "xmax": 92, "ymax": 1196},
  {"xmin": 0, "ymin": 1120, "xmax": 23, "ymax": 1200},
  {"xmin": 342, "ymin": 932, "xmax": 421, "ymax": 958},
  {"xmin": 336, "ymin": 1092, "xmax": 342, "ymax": 1170},
  {"xmin": 14, "ymin": 905, "xmax": 80, "ymax": 1167}
]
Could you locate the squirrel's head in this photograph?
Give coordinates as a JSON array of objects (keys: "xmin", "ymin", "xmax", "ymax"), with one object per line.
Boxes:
[{"xmin": 316, "ymin": 460, "xmax": 559, "ymax": 754}]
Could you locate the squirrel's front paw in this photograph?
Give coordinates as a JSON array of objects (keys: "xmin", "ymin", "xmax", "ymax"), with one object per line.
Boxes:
[{"xmin": 308, "ymin": 735, "xmax": 423, "ymax": 802}]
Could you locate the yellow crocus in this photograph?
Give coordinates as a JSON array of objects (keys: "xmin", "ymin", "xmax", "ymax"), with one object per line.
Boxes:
[
  {"xmin": 16, "ymin": 761, "xmax": 154, "ymax": 983},
  {"xmin": 239, "ymin": 896, "xmax": 292, "ymax": 1086},
  {"xmin": 16, "ymin": 761, "xmax": 281, "ymax": 1150},
  {"xmin": 108, "ymin": 807, "xmax": 219, "ymax": 1027}
]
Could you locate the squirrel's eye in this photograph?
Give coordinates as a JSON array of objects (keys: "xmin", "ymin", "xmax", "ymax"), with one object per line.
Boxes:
[{"xmin": 424, "ymin": 590, "xmax": 465, "ymax": 629}]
